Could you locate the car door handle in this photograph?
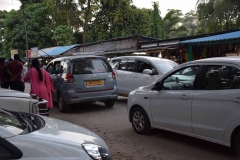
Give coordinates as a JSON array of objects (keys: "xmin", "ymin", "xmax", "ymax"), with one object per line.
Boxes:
[
  {"xmin": 133, "ymin": 75, "xmax": 138, "ymax": 78},
  {"xmin": 233, "ymin": 97, "xmax": 240, "ymax": 103},
  {"xmin": 181, "ymin": 94, "xmax": 191, "ymax": 100}
]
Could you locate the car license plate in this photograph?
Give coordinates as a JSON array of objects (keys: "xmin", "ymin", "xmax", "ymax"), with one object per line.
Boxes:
[{"xmin": 86, "ymin": 80, "xmax": 103, "ymax": 86}]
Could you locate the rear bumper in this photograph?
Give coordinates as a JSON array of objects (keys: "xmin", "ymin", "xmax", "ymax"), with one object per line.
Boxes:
[{"xmin": 62, "ymin": 86, "xmax": 118, "ymax": 105}]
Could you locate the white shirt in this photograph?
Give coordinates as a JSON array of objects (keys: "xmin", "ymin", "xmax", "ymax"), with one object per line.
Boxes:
[
  {"xmin": 43, "ymin": 65, "xmax": 47, "ymax": 70},
  {"xmin": 22, "ymin": 65, "xmax": 28, "ymax": 82}
]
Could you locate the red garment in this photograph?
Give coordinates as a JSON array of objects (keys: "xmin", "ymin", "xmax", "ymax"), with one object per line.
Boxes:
[
  {"xmin": 7, "ymin": 60, "xmax": 23, "ymax": 82},
  {"xmin": 24, "ymin": 68, "xmax": 53, "ymax": 108}
]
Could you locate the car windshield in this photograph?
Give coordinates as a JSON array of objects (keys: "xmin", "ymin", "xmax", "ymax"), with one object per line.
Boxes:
[
  {"xmin": 153, "ymin": 61, "xmax": 178, "ymax": 74},
  {"xmin": 0, "ymin": 110, "xmax": 26, "ymax": 135}
]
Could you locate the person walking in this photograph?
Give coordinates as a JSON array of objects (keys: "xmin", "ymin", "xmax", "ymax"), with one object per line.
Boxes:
[
  {"xmin": 1, "ymin": 58, "xmax": 13, "ymax": 89},
  {"xmin": 7, "ymin": 54, "xmax": 23, "ymax": 91},
  {"xmin": 19, "ymin": 59, "xmax": 28, "ymax": 92},
  {"xmin": 24, "ymin": 58, "xmax": 53, "ymax": 115}
]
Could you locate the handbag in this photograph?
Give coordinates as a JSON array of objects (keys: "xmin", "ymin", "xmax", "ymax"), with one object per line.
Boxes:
[{"xmin": 50, "ymin": 77, "xmax": 55, "ymax": 93}]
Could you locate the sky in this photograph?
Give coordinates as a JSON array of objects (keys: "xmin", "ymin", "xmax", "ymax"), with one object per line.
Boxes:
[
  {"xmin": 0, "ymin": 0, "xmax": 197, "ymax": 17},
  {"xmin": 132, "ymin": 0, "xmax": 197, "ymax": 16}
]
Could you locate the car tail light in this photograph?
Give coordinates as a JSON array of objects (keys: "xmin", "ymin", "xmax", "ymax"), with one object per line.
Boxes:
[
  {"xmin": 112, "ymin": 71, "xmax": 116, "ymax": 79},
  {"xmin": 62, "ymin": 74, "xmax": 74, "ymax": 83}
]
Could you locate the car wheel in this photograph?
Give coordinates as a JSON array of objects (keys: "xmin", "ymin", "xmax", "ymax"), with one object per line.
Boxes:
[
  {"xmin": 104, "ymin": 100, "xmax": 115, "ymax": 107},
  {"xmin": 131, "ymin": 107, "xmax": 151, "ymax": 135},
  {"xmin": 58, "ymin": 93, "xmax": 69, "ymax": 113},
  {"xmin": 235, "ymin": 130, "xmax": 240, "ymax": 157}
]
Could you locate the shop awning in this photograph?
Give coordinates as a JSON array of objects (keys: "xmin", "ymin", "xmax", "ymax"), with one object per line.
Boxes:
[
  {"xmin": 38, "ymin": 44, "xmax": 80, "ymax": 57},
  {"xmin": 180, "ymin": 31, "xmax": 240, "ymax": 44}
]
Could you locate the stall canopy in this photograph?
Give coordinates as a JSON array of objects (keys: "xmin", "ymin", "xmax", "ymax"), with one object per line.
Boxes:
[
  {"xmin": 180, "ymin": 30, "xmax": 240, "ymax": 44},
  {"xmin": 38, "ymin": 44, "xmax": 80, "ymax": 57}
]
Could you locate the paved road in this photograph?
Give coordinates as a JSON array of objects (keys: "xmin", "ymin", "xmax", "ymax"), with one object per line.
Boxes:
[{"xmin": 25, "ymin": 83, "xmax": 238, "ymax": 160}]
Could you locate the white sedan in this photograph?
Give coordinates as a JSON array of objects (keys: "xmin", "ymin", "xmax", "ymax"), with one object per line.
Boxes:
[
  {"xmin": 0, "ymin": 109, "xmax": 112, "ymax": 159},
  {"xmin": 127, "ymin": 57, "xmax": 240, "ymax": 156}
]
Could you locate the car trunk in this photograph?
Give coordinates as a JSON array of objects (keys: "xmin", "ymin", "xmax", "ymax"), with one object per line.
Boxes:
[{"xmin": 72, "ymin": 58, "xmax": 114, "ymax": 93}]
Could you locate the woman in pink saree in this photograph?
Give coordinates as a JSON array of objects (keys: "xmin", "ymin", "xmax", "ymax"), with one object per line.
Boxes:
[{"xmin": 24, "ymin": 59, "xmax": 53, "ymax": 113}]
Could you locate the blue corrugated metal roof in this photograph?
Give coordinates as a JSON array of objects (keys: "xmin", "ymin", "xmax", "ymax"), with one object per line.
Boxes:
[
  {"xmin": 181, "ymin": 31, "xmax": 240, "ymax": 44},
  {"xmin": 38, "ymin": 44, "xmax": 80, "ymax": 57}
]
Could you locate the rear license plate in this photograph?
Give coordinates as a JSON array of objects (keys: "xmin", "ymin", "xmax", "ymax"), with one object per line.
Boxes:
[{"xmin": 86, "ymin": 80, "xmax": 104, "ymax": 86}]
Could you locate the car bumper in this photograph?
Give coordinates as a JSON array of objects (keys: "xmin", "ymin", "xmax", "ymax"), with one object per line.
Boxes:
[{"xmin": 62, "ymin": 86, "xmax": 118, "ymax": 105}]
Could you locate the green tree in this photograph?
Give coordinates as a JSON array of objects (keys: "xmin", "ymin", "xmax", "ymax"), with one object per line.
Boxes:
[
  {"xmin": 52, "ymin": 25, "xmax": 74, "ymax": 46},
  {"xmin": 87, "ymin": 0, "xmax": 151, "ymax": 42},
  {"xmin": 3, "ymin": 3, "xmax": 53, "ymax": 58},
  {"xmin": 0, "ymin": 10, "xmax": 8, "ymax": 57},
  {"xmin": 179, "ymin": 10, "xmax": 199, "ymax": 36},
  {"xmin": 148, "ymin": 2, "xmax": 164, "ymax": 39},
  {"xmin": 197, "ymin": 0, "xmax": 240, "ymax": 33},
  {"xmin": 163, "ymin": 9, "xmax": 183, "ymax": 39}
]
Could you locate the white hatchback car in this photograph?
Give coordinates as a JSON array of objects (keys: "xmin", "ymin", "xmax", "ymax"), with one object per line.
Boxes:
[
  {"xmin": 0, "ymin": 109, "xmax": 112, "ymax": 160},
  {"xmin": 127, "ymin": 57, "xmax": 240, "ymax": 155},
  {"xmin": 110, "ymin": 56, "xmax": 178, "ymax": 96}
]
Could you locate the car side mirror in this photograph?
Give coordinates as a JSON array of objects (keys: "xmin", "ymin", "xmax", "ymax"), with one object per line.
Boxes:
[
  {"xmin": 143, "ymin": 69, "xmax": 153, "ymax": 75},
  {"xmin": 0, "ymin": 137, "xmax": 23, "ymax": 159}
]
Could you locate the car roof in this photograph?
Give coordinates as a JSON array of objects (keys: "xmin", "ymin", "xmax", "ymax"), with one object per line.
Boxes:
[
  {"xmin": 51, "ymin": 55, "xmax": 106, "ymax": 61},
  {"xmin": 184, "ymin": 56, "xmax": 240, "ymax": 65},
  {"xmin": 110, "ymin": 56, "xmax": 172, "ymax": 62}
]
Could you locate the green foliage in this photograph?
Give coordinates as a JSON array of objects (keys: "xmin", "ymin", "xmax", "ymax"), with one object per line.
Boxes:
[
  {"xmin": 87, "ymin": 0, "xmax": 151, "ymax": 42},
  {"xmin": 163, "ymin": 9, "xmax": 183, "ymax": 38},
  {"xmin": 3, "ymin": 3, "xmax": 53, "ymax": 58},
  {"xmin": 52, "ymin": 25, "xmax": 74, "ymax": 46},
  {"xmin": 147, "ymin": 2, "xmax": 164, "ymax": 39},
  {"xmin": 197, "ymin": 0, "xmax": 240, "ymax": 33},
  {"xmin": 0, "ymin": 11, "xmax": 8, "ymax": 57}
]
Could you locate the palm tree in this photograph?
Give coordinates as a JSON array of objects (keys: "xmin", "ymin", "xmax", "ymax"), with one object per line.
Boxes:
[
  {"xmin": 163, "ymin": 9, "xmax": 183, "ymax": 38},
  {"xmin": 199, "ymin": 0, "xmax": 240, "ymax": 32}
]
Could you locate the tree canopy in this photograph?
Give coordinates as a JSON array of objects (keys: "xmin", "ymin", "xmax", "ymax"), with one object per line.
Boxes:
[{"xmin": 0, "ymin": 0, "xmax": 239, "ymax": 58}]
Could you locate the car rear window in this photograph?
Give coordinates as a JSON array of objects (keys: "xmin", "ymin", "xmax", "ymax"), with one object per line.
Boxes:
[{"xmin": 73, "ymin": 59, "xmax": 111, "ymax": 74}]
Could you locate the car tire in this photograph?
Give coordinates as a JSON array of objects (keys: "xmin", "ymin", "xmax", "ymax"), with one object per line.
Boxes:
[
  {"xmin": 235, "ymin": 130, "xmax": 240, "ymax": 157},
  {"xmin": 58, "ymin": 93, "xmax": 69, "ymax": 113},
  {"xmin": 131, "ymin": 107, "xmax": 151, "ymax": 135},
  {"xmin": 104, "ymin": 100, "xmax": 115, "ymax": 107}
]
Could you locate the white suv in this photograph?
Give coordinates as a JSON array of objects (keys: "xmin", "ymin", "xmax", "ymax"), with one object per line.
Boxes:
[
  {"xmin": 110, "ymin": 56, "xmax": 178, "ymax": 96},
  {"xmin": 127, "ymin": 57, "xmax": 240, "ymax": 156}
]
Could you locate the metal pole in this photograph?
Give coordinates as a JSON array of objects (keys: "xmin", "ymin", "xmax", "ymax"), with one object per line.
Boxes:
[{"xmin": 22, "ymin": 2, "xmax": 29, "ymax": 64}]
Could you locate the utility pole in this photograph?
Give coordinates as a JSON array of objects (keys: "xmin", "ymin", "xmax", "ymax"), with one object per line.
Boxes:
[{"xmin": 22, "ymin": 1, "xmax": 28, "ymax": 60}]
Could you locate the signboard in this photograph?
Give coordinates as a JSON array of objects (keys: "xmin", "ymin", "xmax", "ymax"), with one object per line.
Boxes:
[
  {"xmin": 31, "ymin": 47, "xmax": 38, "ymax": 58},
  {"xmin": 10, "ymin": 50, "xmax": 18, "ymax": 59}
]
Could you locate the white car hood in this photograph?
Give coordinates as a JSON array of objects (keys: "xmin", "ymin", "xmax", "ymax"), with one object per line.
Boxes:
[
  {"xmin": 31, "ymin": 116, "xmax": 108, "ymax": 148},
  {"xmin": 7, "ymin": 116, "xmax": 109, "ymax": 159},
  {"xmin": 0, "ymin": 88, "xmax": 30, "ymax": 98}
]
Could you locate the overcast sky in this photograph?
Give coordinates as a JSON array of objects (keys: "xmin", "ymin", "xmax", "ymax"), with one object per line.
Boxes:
[
  {"xmin": 0, "ymin": 0, "xmax": 197, "ymax": 17},
  {"xmin": 132, "ymin": 0, "xmax": 197, "ymax": 16}
]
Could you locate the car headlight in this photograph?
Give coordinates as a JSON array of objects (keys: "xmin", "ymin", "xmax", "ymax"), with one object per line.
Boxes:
[{"xmin": 82, "ymin": 144, "xmax": 112, "ymax": 160}]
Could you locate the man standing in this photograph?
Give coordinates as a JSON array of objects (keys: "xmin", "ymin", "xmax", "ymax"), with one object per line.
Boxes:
[
  {"xmin": 0, "ymin": 58, "xmax": 5, "ymax": 88},
  {"xmin": 7, "ymin": 54, "xmax": 23, "ymax": 91},
  {"xmin": 1, "ymin": 58, "xmax": 13, "ymax": 89}
]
